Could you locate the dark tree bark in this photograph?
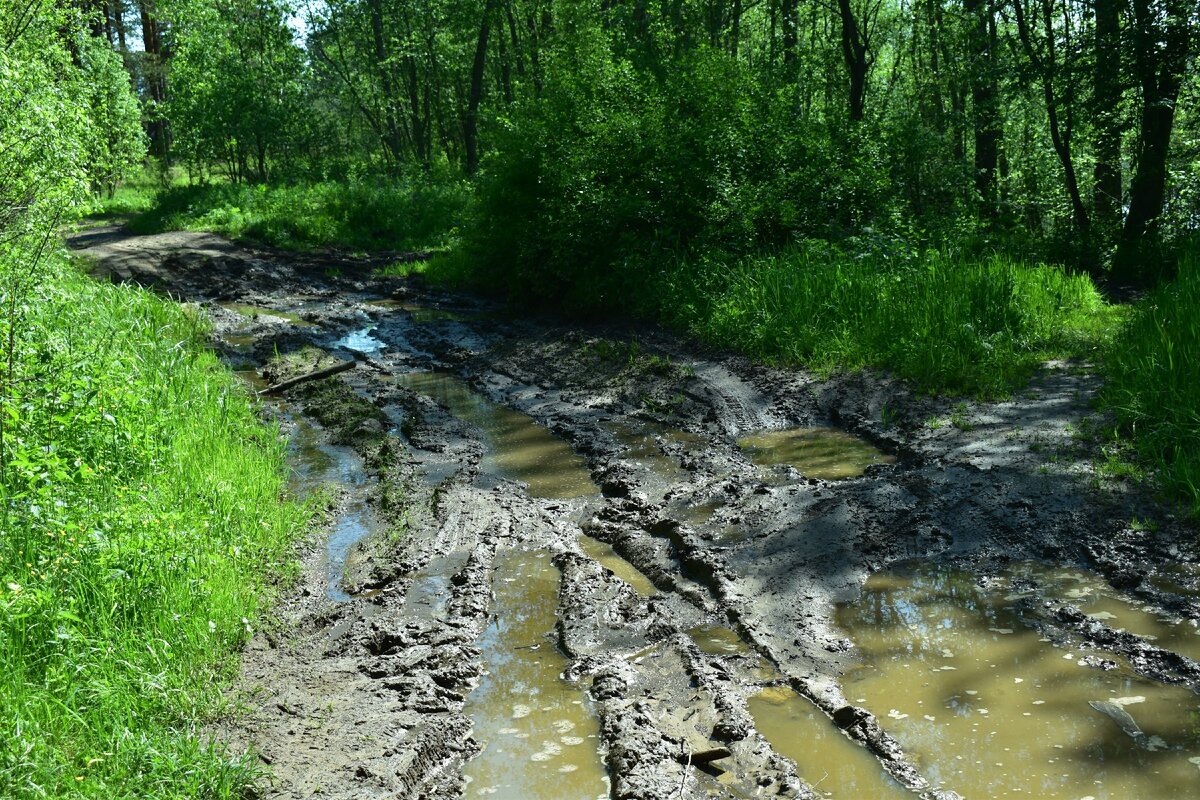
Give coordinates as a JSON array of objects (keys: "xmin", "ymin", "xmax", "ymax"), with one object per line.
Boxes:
[
  {"xmin": 367, "ymin": 0, "xmax": 405, "ymax": 169},
  {"xmin": 465, "ymin": 0, "xmax": 500, "ymax": 176},
  {"xmin": 137, "ymin": 0, "xmax": 170, "ymax": 160},
  {"xmin": 1116, "ymin": 0, "xmax": 1193, "ymax": 281},
  {"xmin": 965, "ymin": 0, "xmax": 1000, "ymax": 215},
  {"xmin": 1092, "ymin": 0, "xmax": 1122, "ymax": 229},
  {"xmin": 1013, "ymin": 0, "xmax": 1089, "ymax": 235},
  {"xmin": 837, "ymin": 0, "xmax": 870, "ymax": 121},
  {"xmin": 781, "ymin": 0, "xmax": 798, "ymax": 70}
]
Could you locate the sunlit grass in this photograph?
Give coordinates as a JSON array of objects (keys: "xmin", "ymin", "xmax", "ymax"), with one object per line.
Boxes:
[
  {"xmin": 0, "ymin": 250, "xmax": 307, "ymax": 797},
  {"xmin": 1103, "ymin": 247, "xmax": 1200, "ymax": 514},
  {"xmin": 657, "ymin": 247, "xmax": 1120, "ymax": 396},
  {"xmin": 127, "ymin": 178, "xmax": 470, "ymax": 253}
]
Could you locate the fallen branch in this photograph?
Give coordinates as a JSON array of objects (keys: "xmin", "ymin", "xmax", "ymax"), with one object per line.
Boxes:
[{"xmin": 257, "ymin": 359, "xmax": 356, "ymax": 396}]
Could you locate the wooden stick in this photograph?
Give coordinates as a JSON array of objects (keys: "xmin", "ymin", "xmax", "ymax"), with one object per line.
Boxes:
[{"xmin": 257, "ymin": 359, "xmax": 355, "ymax": 396}]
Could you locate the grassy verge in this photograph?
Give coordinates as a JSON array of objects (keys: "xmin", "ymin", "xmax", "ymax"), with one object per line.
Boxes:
[
  {"xmin": 0, "ymin": 249, "xmax": 307, "ymax": 798},
  {"xmin": 123, "ymin": 178, "xmax": 471, "ymax": 253},
  {"xmin": 657, "ymin": 247, "xmax": 1120, "ymax": 396},
  {"xmin": 1103, "ymin": 247, "xmax": 1200, "ymax": 514}
]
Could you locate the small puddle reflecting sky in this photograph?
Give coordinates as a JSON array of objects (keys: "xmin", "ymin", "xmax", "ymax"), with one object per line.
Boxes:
[
  {"xmin": 395, "ymin": 371, "xmax": 596, "ymax": 499},
  {"xmin": 836, "ymin": 563, "xmax": 1200, "ymax": 799},
  {"xmin": 738, "ymin": 427, "xmax": 895, "ymax": 480},
  {"xmin": 463, "ymin": 550, "xmax": 608, "ymax": 799},
  {"xmin": 288, "ymin": 417, "xmax": 378, "ymax": 601}
]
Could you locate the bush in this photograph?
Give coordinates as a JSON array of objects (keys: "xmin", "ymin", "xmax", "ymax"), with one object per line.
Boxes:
[{"xmin": 661, "ymin": 246, "xmax": 1113, "ymax": 395}]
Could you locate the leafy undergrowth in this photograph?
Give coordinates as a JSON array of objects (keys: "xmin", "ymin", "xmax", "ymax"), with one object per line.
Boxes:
[
  {"xmin": 0, "ymin": 250, "xmax": 307, "ymax": 798},
  {"xmin": 1103, "ymin": 248, "xmax": 1200, "ymax": 514},
  {"xmin": 126, "ymin": 177, "xmax": 471, "ymax": 253}
]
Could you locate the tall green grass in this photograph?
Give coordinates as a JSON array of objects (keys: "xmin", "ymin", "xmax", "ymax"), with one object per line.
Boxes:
[
  {"xmin": 656, "ymin": 247, "xmax": 1115, "ymax": 395},
  {"xmin": 128, "ymin": 178, "xmax": 471, "ymax": 252},
  {"xmin": 1104, "ymin": 248, "xmax": 1200, "ymax": 514},
  {"xmin": 0, "ymin": 250, "xmax": 307, "ymax": 797}
]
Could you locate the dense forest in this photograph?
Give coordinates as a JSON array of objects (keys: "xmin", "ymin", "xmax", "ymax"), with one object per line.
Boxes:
[
  {"xmin": 2, "ymin": 0, "xmax": 1200, "ymax": 797},
  {"xmin": 96, "ymin": 0, "xmax": 1200, "ymax": 283}
]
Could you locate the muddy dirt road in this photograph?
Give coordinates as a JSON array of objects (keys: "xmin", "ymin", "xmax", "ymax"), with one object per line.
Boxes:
[{"xmin": 71, "ymin": 225, "xmax": 1200, "ymax": 800}]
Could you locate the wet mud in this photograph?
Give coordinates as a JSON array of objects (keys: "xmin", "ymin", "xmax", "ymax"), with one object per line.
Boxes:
[{"xmin": 70, "ymin": 223, "xmax": 1200, "ymax": 800}]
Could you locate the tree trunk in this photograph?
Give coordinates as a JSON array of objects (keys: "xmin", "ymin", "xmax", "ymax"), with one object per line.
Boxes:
[
  {"xmin": 465, "ymin": 0, "xmax": 499, "ymax": 176},
  {"xmin": 1116, "ymin": 0, "xmax": 1192, "ymax": 282},
  {"xmin": 1092, "ymin": 0, "xmax": 1122, "ymax": 230},
  {"xmin": 837, "ymin": 0, "xmax": 869, "ymax": 121},
  {"xmin": 964, "ymin": 0, "xmax": 999, "ymax": 215},
  {"xmin": 781, "ymin": 0, "xmax": 798, "ymax": 70},
  {"xmin": 137, "ymin": 0, "xmax": 170, "ymax": 160}
]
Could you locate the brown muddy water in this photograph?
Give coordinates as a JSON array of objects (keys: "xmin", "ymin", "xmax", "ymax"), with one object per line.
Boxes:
[
  {"xmin": 748, "ymin": 685, "xmax": 912, "ymax": 799},
  {"xmin": 462, "ymin": 550, "xmax": 609, "ymax": 799},
  {"xmin": 738, "ymin": 427, "xmax": 895, "ymax": 480},
  {"xmin": 578, "ymin": 535, "xmax": 659, "ymax": 597},
  {"xmin": 836, "ymin": 563, "xmax": 1200, "ymax": 799},
  {"xmin": 1008, "ymin": 562, "xmax": 1200, "ymax": 663},
  {"xmin": 394, "ymin": 371, "xmax": 596, "ymax": 500}
]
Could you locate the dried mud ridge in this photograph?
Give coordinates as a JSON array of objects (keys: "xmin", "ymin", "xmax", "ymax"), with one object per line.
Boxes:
[{"xmin": 72, "ymin": 225, "xmax": 1200, "ymax": 800}]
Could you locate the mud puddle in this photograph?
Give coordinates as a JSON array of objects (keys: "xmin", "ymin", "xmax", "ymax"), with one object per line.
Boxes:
[
  {"xmin": 289, "ymin": 417, "xmax": 383, "ymax": 601},
  {"xmin": 578, "ymin": 534, "xmax": 658, "ymax": 597},
  {"xmin": 220, "ymin": 302, "xmax": 317, "ymax": 327},
  {"xmin": 738, "ymin": 426, "xmax": 894, "ymax": 480},
  {"xmin": 70, "ymin": 226, "xmax": 1200, "ymax": 800},
  {"xmin": 837, "ymin": 563, "xmax": 1200, "ymax": 799},
  {"xmin": 334, "ymin": 326, "xmax": 386, "ymax": 354},
  {"xmin": 463, "ymin": 550, "xmax": 608, "ymax": 798},
  {"xmin": 748, "ymin": 685, "xmax": 911, "ymax": 799},
  {"xmin": 395, "ymin": 371, "xmax": 595, "ymax": 499},
  {"xmin": 1008, "ymin": 562, "xmax": 1200, "ymax": 662}
]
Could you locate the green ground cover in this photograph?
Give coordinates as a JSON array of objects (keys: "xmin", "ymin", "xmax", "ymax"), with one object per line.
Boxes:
[
  {"xmin": 113, "ymin": 176, "xmax": 471, "ymax": 253},
  {"xmin": 0, "ymin": 250, "xmax": 308, "ymax": 798}
]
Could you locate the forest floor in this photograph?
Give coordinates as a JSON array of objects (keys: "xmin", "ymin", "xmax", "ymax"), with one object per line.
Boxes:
[{"xmin": 68, "ymin": 223, "xmax": 1200, "ymax": 800}]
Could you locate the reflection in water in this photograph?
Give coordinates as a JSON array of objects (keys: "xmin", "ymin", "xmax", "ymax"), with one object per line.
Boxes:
[
  {"xmin": 738, "ymin": 427, "xmax": 895, "ymax": 480},
  {"xmin": 334, "ymin": 326, "xmax": 386, "ymax": 354},
  {"xmin": 463, "ymin": 551, "xmax": 609, "ymax": 799},
  {"xmin": 688, "ymin": 625, "xmax": 752, "ymax": 656},
  {"xmin": 837, "ymin": 563, "xmax": 1200, "ymax": 799},
  {"xmin": 1009, "ymin": 562, "xmax": 1200, "ymax": 662},
  {"xmin": 578, "ymin": 535, "xmax": 657, "ymax": 597},
  {"xmin": 288, "ymin": 418, "xmax": 379, "ymax": 601},
  {"xmin": 749, "ymin": 685, "xmax": 911, "ymax": 799},
  {"xmin": 605, "ymin": 422, "xmax": 697, "ymax": 484},
  {"xmin": 395, "ymin": 372, "xmax": 596, "ymax": 499}
]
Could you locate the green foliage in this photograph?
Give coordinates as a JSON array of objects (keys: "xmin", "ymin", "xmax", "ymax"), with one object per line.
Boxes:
[
  {"xmin": 0, "ymin": 251, "xmax": 307, "ymax": 798},
  {"xmin": 129, "ymin": 177, "xmax": 471, "ymax": 251},
  {"xmin": 659, "ymin": 247, "xmax": 1114, "ymax": 396},
  {"xmin": 1103, "ymin": 245, "xmax": 1200, "ymax": 514},
  {"xmin": 79, "ymin": 37, "xmax": 148, "ymax": 197},
  {"xmin": 169, "ymin": 0, "xmax": 308, "ymax": 183},
  {"xmin": 463, "ymin": 41, "xmax": 898, "ymax": 307}
]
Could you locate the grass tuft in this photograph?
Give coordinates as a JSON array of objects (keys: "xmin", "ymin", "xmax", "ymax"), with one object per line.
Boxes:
[{"xmin": 127, "ymin": 179, "xmax": 471, "ymax": 253}]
